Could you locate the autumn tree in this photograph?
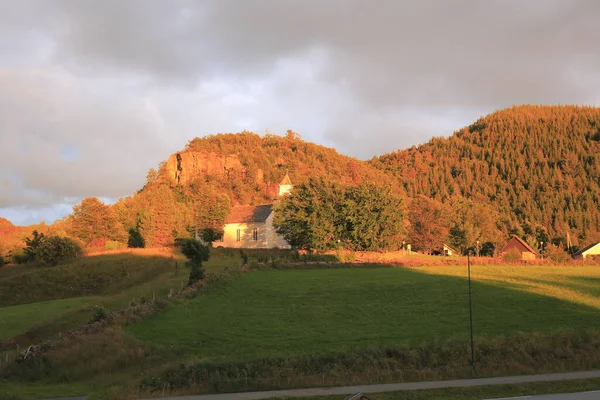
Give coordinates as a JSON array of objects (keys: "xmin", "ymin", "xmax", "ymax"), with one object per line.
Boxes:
[
  {"xmin": 67, "ymin": 198, "xmax": 127, "ymax": 246},
  {"xmin": 407, "ymin": 196, "xmax": 448, "ymax": 253}
]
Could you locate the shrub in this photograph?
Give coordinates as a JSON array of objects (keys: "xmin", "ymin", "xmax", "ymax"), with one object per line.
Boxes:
[
  {"xmin": 23, "ymin": 230, "xmax": 46, "ymax": 263},
  {"xmin": 89, "ymin": 305, "xmax": 109, "ymax": 324},
  {"xmin": 35, "ymin": 236, "xmax": 83, "ymax": 266},
  {"xmin": 502, "ymin": 248, "xmax": 522, "ymax": 263},
  {"xmin": 12, "ymin": 250, "xmax": 28, "ymax": 265},
  {"xmin": 545, "ymin": 244, "xmax": 571, "ymax": 264},
  {"xmin": 128, "ymin": 228, "xmax": 145, "ymax": 248},
  {"xmin": 178, "ymin": 239, "xmax": 209, "ymax": 286},
  {"xmin": 480, "ymin": 241, "xmax": 496, "ymax": 257}
]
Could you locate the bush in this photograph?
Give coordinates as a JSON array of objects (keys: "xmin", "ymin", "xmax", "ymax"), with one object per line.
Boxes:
[
  {"xmin": 12, "ymin": 250, "xmax": 28, "ymax": 265},
  {"xmin": 480, "ymin": 241, "xmax": 496, "ymax": 257},
  {"xmin": 89, "ymin": 305, "xmax": 109, "ymax": 324},
  {"xmin": 545, "ymin": 244, "xmax": 571, "ymax": 264},
  {"xmin": 36, "ymin": 236, "xmax": 83, "ymax": 266},
  {"xmin": 178, "ymin": 239, "xmax": 209, "ymax": 286},
  {"xmin": 23, "ymin": 230, "xmax": 45, "ymax": 263},
  {"xmin": 128, "ymin": 228, "xmax": 145, "ymax": 248},
  {"xmin": 0, "ymin": 254, "xmax": 5, "ymax": 267},
  {"xmin": 502, "ymin": 248, "xmax": 522, "ymax": 263}
]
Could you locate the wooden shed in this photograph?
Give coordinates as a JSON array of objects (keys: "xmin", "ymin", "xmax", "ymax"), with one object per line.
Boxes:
[{"xmin": 500, "ymin": 236, "xmax": 537, "ymax": 260}]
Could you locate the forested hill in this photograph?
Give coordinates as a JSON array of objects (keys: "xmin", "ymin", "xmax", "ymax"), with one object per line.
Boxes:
[
  {"xmin": 373, "ymin": 105, "xmax": 600, "ymax": 248},
  {"xmin": 111, "ymin": 131, "xmax": 397, "ymax": 247}
]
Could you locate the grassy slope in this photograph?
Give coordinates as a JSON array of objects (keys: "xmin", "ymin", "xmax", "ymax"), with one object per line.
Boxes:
[
  {"xmin": 0, "ymin": 298, "xmax": 95, "ymax": 341},
  {"xmin": 0, "ymin": 248, "xmax": 242, "ymax": 346},
  {"xmin": 130, "ymin": 266, "xmax": 600, "ymax": 361}
]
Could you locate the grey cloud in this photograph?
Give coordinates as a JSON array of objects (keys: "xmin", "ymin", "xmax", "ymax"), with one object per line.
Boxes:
[
  {"xmin": 1, "ymin": 0, "xmax": 600, "ymax": 217},
  {"xmin": 46, "ymin": 0, "xmax": 600, "ymax": 107}
]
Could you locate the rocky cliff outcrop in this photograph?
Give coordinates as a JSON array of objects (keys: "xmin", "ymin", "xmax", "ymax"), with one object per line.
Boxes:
[{"xmin": 164, "ymin": 152, "xmax": 246, "ymax": 185}]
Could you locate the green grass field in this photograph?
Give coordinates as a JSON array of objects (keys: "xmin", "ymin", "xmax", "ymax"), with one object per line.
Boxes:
[
  {"xmin": 130, "ymin": 266, "xmax": 600, "ymax": 361},
  {"xmin": 0, "ymin": 297, "xmax": 95, "ymax": 341},
  {"xmin": 3, "ymin": 250, "xmax": 600, "ymax": 399}
]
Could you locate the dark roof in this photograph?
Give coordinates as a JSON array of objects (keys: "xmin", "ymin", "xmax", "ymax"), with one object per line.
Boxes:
[
  {"xmin": 226, "ymin": 205, "xmax": 273, "ymax": 224},
  {"xmin": 280, "ymin": 173, "xmax": 292, "ymax": 185},
  {"xmin": 442, "ymin": 243, "xmax": 458, "ymax": 253},
  {"xmin": 501, "ymin": 235, "xmax": 537, "ymax": 254},
  {"xmin": 574, "ymin": 242, "xmax": 600, "ymax": 256}
]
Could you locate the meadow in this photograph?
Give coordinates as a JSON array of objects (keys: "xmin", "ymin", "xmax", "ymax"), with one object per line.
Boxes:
[
  {"xmin": 2, "ymin": 250, "xmax": 600, "ymax": 399},
  {"xmin": 130, "ymin": 266, "xmax": 600, "ymax": 360}
]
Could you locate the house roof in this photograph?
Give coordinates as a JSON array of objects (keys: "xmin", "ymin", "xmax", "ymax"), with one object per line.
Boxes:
[
  {"xmin": 574, "ymin": 242, "xmax": 600, "ymax": 256},
  {"xmin": 501, "ymin": 235, "xmax": 537, "ymax": 254},
  {"xmin": 442, "ymin": 243, "xmax": 458, "ymax": 253},
  {"xmin": 280, "ymin": 173, "xmax": 292, "ymax": 186},
  {"xmin": 226, "ymin": 204, "xmax": 273, "ymax": 224}
]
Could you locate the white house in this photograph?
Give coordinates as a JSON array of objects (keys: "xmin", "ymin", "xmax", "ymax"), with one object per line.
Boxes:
[
  {"xmin": 217, "ymin": 174, "xmax": 292, "ymax": 249},
  {"xmin": 573, "ymin": 242, "xmax": 600, "ymax": 261}
]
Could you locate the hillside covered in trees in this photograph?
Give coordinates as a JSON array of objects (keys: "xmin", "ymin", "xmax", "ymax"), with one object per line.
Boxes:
[
  {"xmin": 373, "ymin": 105, "xmax": 600, "ymax": 251},
  {"xmin": 2, "ymin": 105, "xmax": 600, "ymax": 257}
]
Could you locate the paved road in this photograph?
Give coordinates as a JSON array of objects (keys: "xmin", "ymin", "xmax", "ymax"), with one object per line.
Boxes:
[
  {"xmin": 137, "ymin": 370, "xmax": 600, "ymax": 400},
  {"xmin": 486, "ymin": 390, "xmax": 600, "ymax": 399}
]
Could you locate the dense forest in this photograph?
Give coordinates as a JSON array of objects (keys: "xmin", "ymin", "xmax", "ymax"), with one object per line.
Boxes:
[
  {"xmin": 373, "ymin": 105, "xmax": 600, "ymax": 250},
  {"xmin": 2, "ymin": 105, "xmax": 600, "ymax": 258}
]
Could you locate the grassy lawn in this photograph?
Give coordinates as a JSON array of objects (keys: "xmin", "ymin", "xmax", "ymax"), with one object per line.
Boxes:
[
  {"xmin": 130, "ymin": 266, "xmax": 600, "ymax": 361},
  {"xmin": 0, "ymin": 297, "xmax": 95, "ymax": 341}
]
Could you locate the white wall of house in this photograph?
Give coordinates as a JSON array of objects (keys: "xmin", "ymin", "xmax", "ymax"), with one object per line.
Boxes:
[
  {"xmin": 219, "ymin": 214, "xmax": 290, "ymax": 249},
  {"xmin": 574, "ymin": 243, "xmax": 600, "ymax": 260},
  {"xmin": 266, "ymin": 212, "xmax": 291, "ymax": 249}
]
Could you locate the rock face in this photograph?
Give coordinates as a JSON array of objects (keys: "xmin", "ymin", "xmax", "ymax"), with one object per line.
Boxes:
[{"xmin": 164, "ymin": 152, "xmax": 245, "ymax": 185}]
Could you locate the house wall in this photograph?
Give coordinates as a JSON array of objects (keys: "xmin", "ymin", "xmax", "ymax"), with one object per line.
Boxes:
[
  {"xmin": 521, "ymin": 251, "xmax": 536, "ymax": 260},
  {"xmin": 220, "ymin": 222, "xmax": 268, "ymax": 249},
  {"xmin": 579, "ymin": 244, "xmax": 600, "ymax": 260},
  {"xmin": 265, "ymin": 212, "xmax": 291, "ymax": 249},
  {"xmin": 219, "ymin": 214, "xmax": 290, "ymax": 249}
]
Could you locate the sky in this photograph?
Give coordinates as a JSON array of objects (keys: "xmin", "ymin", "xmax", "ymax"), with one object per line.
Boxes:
[{"xmin": 1, "ymin": 0, "xmax": 600, "ymax": 226}]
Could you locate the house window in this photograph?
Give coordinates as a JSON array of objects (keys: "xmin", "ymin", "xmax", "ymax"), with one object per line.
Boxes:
[
  {"xmin": 236, "ymin": 229, "xmax": 241, "ymax": 241},
  {"xmin": 253, "ymin": 228, "xmax": 258, "ymax": 241},
  {"xmin": 216, "ymin": 232, "xmax": 224, "ymax": 242}
]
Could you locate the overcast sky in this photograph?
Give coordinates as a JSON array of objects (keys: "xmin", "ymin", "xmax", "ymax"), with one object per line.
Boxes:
[{"xmin": 2, "ymin": 0, "xmax": 600, "ymax": 225}]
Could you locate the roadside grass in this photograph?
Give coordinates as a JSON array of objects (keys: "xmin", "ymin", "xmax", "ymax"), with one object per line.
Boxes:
[{"xmin": 130, "ymin": 267, "xmax": 600, "ymax": 360}]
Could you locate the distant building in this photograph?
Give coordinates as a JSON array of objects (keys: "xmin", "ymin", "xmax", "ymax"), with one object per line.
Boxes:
[
  {"xmin": 500, "ymin": 236, "xmax": 537, "ymax": 260},
  {"xmin": 573, "ymin": 242, "xmax": 600, "ymax": 261},
  {"xmin": 219, "ymin": 174, "xmax": 292, "ymax": 249},
  {"xmin": 442, "ymin": 243, "xmax": 458, "ymax": 256}
]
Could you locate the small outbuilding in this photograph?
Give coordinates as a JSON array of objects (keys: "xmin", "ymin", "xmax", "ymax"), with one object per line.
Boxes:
[
  {"xmin": 500, "ymin": 236, "xmax": 537, "ymax": 260},
  {"xmin": 442, "ymin": 243, "xmax": 458, "ymax": 256},
  {"xmin": 573, "ymin": 242, "xmax": 600, "ymax": 261}
]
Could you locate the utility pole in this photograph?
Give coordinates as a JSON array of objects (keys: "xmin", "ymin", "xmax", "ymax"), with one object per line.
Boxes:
[{"xmin": 467, "ymin": 251, "xmax": 475, "ymax": 374}]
